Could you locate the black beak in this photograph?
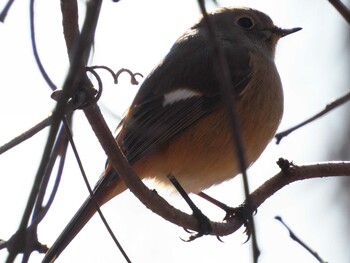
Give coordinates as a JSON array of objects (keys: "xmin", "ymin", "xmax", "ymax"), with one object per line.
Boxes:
[{"xmin": 274, "ymin": 26, "xmax": 302, "ymax": 37}]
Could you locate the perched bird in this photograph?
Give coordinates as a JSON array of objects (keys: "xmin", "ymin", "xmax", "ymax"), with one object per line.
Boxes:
[{"xmin": 43, "ymin": 7, "xmax": 301, "ymax": 262}]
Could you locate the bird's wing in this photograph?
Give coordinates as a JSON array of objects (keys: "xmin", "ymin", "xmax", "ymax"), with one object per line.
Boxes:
[{"xmin": 119, "ymin": 41, "xmax": 253, "ymax": 164}]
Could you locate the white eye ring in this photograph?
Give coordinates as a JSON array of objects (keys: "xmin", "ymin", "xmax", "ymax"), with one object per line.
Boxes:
[{"xmin": 236, "ymin": 17, "xmax": 254, "ymax": 29}]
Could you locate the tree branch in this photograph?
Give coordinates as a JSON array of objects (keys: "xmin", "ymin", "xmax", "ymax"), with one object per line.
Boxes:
[
  {"xmin": 328, "ymin": 0, "xmax": 350, "ymax": 25},
  {"xmin": 83, "ymin": 101, "xmax": 350, "ymax": 238},
  {"xmin": 2, "ymin": 0, "xmax": 102, "ymax": 261},
  {"xmin": 0, "ymin": 0, "xmax": 15, "ymax": 22},
  {"xmin": 275, "ymin": 90, "xmax": 350, "ymax": 144}
]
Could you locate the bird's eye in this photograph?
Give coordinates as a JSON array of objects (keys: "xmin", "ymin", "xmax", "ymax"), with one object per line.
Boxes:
[{"xmin": 236, "ymin": 17, "xmax": 254, "ymax": 29}]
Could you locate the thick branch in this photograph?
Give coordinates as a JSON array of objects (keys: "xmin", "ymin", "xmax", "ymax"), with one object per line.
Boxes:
[
  {"xmin": 83, "ymin": 101, "xmax": 350, "ymax": 237},
  {"xmin": 60, "ymin": 0, "xmax": 79, "ymax": 61},
  {"xmin": 250, "ymin": 161, "xmax": 350, "ymax": 210}
]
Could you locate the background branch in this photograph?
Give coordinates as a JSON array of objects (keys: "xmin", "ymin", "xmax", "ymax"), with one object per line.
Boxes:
[{"xmin": 275, "ymin": 90, "xmax": 350, "ymax": 143}]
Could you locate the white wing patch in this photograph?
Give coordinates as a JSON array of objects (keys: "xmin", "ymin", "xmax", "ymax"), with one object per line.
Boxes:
[{"xmin": 162, "ymin": 88, "xmax": 202, "ymax": 107}]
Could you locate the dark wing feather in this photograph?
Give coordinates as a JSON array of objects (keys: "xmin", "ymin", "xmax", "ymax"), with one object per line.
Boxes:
[
  {"xmin": 118, "ymin": 33, "xmax": 252, "ymax": 165},
  {"xmin": 123, "ymin": 93, "xmax": 220, "ymax": 164}
]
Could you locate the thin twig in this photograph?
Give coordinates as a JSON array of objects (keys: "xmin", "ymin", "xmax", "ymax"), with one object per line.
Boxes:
[
  {"xmin": 31, "ymin": 117, "xmax": 71, "ymax": 226},
  {"xmin": 85, "ymin": 67, "xmax": 104, "ymax": 103},
  {"xmin": 88, "ymin": 66, "xmax": 144, "ymax": 85},
  {"xmin": 13, "ymin": 123, "xmax": 71, "ymax": 262},
  {"xmin": 328, "ymin": 0, "xmax": 350, "ymax": 24},
  {"xmin": 0, "ymin": 0, "xmax": 15, "ymax": 22},
  {"xmin": 62, "ymin": 118, "xmax": 132, "ymax": 263},
  {"xmin": 275, "ymin": 90, "xmax": 350, "ymax": 144},
  {"xmin": 0, "ymin": 115, "xmax": 52, "ymax": 155},
  {"xmin": 275, "ymin": 216, "xmax": 328, "ymax": 263},
  {"xmin": 0, "ymin": 98, "xmax": 79, "ymax": 156},
  {"xmin": 34, "ymin": 136, "xmax": 67, "ymax": 224},
  {"xmin": 115, "ymin": 68, "xmax": 143, "ymax": 85},
  {"xmin": 196, "ymin": 1, "xmax": 259, "ymax": 261}
]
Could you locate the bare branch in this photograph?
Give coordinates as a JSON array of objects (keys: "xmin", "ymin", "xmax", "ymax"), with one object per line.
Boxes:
[
  {"xmin": 275, "ymin": 90, "xmax": 350, "ymax": 144},
  {"xmin": 328, "ymin": 0, "xmax": 350, "ymax": 25},
  {"xmin": 83, "ymin": 100, "xmax": 350, "ymax": 239},
  {"xmin": 31, "ymin": 119, "xmax": 71, "ymax": 226},
  {"xmin": 250, "ymin": 160, "xmax": 350, "ymax": 210},
  {"xmin": 60, "ymin": 0, "xmax": 79, "ymax": 62},
  {"xmin": 62, "ymin": 118, "xmax": 131, "ymax": 262},
  {"xmin": 275, "ymin": 216, "xmax": 328, "ymax": 263},
  {"xmin": 0, "ymin": 0, "xmax": 15, "ymax": 22},
  {"xmin": 0, "ymin": 116, "xmax": 51, "ymax": 155}
]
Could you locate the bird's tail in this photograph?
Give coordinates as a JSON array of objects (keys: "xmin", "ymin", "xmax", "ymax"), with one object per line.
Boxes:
[{"xmin": 42, "ymin": 171, "xmax": 127, "ymax": 263}]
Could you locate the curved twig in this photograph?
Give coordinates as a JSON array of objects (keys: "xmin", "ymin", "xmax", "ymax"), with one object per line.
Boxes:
[
  {"xmin": 85, "ymin": 67, "xmax": 104, "ymax": 103},
  {"xmin": 88, "ymin": 65, "xmax": 143, "ymax": 85},
  {"xmin": 115, "ymin": 68, "xmax": 143, "ymax": 85},
  {"xmin": 29, "ymin": 0, "xmax": 57, "ymax": 90}
]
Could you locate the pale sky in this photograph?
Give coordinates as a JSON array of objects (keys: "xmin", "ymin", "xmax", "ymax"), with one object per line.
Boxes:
[{"xmin": 0, "ymin": 0, "xmax": 349, "ymax": 262}]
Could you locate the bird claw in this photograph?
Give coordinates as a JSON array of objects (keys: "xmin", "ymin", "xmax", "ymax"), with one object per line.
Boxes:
[
  {"xmin": 181, "ymin": 210, "xmax": 212, "ymax": 242},
  {"xmin": 223, "ymin": 203, "xmax": 256, "ymax": 242},
  {"xmin": 216, "ymin": 235, "xmax": 224, "ymax": 242},
  {"xmin": 180, "ymin": 231, "xmax": 205, "ymax": 242}
]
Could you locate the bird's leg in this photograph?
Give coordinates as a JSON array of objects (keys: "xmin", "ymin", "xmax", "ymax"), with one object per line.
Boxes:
[
  {"xmin": 196, "ymin": 191, "xmax": 232, "ymax": 212},
  {"xmin": 167, "ymin": 175, "xmax": 212, "ymax": 241}
]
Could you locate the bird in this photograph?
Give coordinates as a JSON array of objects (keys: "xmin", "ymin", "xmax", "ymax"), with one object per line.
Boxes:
[{"xmin": 43, "ymin": 6, "xmax": 301, "ymax": 262}]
